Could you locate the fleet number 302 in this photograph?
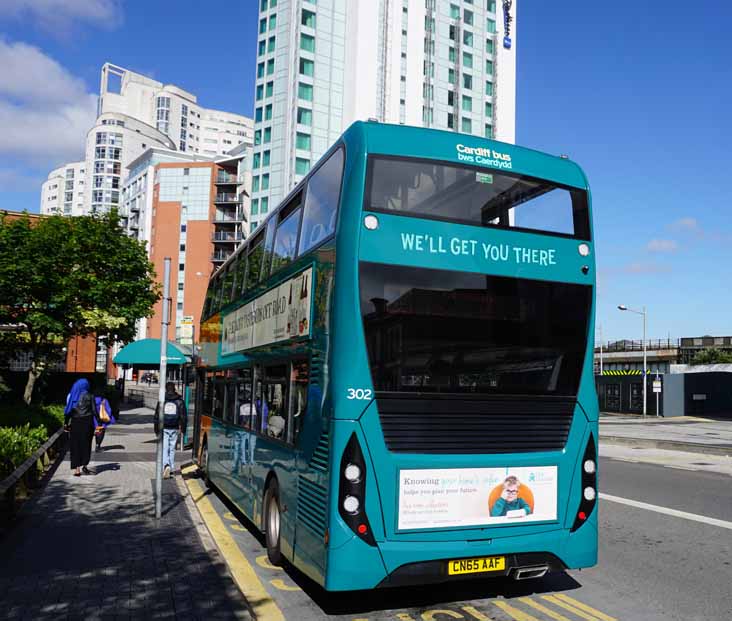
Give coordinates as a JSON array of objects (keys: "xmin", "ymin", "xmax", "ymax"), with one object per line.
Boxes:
[{"xmin": 347, "ymin": 388, "xmax": 373, "ymax": 400}]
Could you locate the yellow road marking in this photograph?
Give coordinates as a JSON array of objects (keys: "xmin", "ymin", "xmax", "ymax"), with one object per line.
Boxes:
[
  {"xmin": 270, "ymin": 578, "xmax": 301, "ymax": 592},
  {"xmin": 256, "ymin": 554, "xmax": 282, "ymax": 571},
  {"xmin": 492, "ymin": 600, "xmax": 541, "ymax": 621},
  {"xmin": 185, "ymin": 477, "xmax": 284, "ymax": 621},
  {"xmin": 223, "ymin": 511, "xmax": 237, "ymax": 520},
  {"xmin": 396, "ymin": 614, "xmax": 417, "ymax": 621},
  {"xmin": 181, "ymin": 464, "xmax": 197, "ymax": 475},
  {"xmin": 518, "ymin": 598, "xmax": 573, "ymax": 621},
  {"xmin": 230, "ymin": 523, "xmax": 246, "ymax": 531},
  {"xmin": 422, "ymin": 611, "xmax": 464, "ymax": 620},
  {"xmin": 462, "ymin": 605, "xmax": 493, "ymax": 620},
  {"xmin": 552, "ymin": 595, "xmax": 617, "ymax": 621},
  {"xmin": 541, "ymin": 595, "xmax": 603, "ymax": 621}
]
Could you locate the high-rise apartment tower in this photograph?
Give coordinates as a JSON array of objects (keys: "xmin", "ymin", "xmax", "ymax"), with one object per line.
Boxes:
[{"xmin": 250, "ymin": 0, "xmax": 516, "ymax": 230}]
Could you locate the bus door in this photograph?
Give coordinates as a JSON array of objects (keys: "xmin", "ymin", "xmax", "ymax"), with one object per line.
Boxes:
[
  {"xmin": 209, "ymin": 374, "xmax": 227, "ymax": 480},
  {"xmin": 228, "ymin": 367, "xmax": 256, "ymax": 516}
]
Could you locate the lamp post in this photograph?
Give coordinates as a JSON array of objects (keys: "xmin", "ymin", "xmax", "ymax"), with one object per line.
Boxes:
[{"xmin": 618, "ymin": 305, "xmax": 647, "ymax": 416}]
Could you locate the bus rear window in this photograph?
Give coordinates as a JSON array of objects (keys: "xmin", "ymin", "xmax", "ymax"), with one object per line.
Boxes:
[{"xmin": 366, "ymin": 156, "xmax": 590, "ymax": 240}]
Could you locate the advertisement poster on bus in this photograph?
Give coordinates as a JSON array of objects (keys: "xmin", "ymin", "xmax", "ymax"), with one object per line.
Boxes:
[
  {"xmin": 397, "ymin": 466, "xmax": 558, "ymax": 530},
  {"xmin": 222, "ymin": 267, "xmax": 312, "ymax": 354}
]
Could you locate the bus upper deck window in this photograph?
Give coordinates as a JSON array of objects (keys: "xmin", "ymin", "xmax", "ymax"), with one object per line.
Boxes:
[{"xmin": 298, "ymin": 148, "xmax": 344, "ymax": 255}]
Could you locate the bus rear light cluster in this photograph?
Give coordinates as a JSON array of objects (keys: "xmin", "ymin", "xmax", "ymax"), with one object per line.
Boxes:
[
  {"xmin": 571, "ymin": 434, "xmax": 597, "ymax": 532},
  {"xmin": 339, "ymin": 434, "xmax": 376, "ymax": 546}
]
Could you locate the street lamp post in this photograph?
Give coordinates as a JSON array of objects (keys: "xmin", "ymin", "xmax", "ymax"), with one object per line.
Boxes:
[{"xmin": 618, "ymin": 304, "xmax": 647, "ymax": 416}]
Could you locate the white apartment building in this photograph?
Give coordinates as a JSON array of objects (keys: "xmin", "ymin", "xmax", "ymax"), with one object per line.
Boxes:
[
  {"xmin": 250, "ymin": 0, "xmax": 517, "ymax": 230},
  {"xmin": 41, "ymin": 63, "xmax": 254, "ymax": 217},
  {"xmin": 39, "ymin": 161, "xmax": 85, "ymax": 215}
]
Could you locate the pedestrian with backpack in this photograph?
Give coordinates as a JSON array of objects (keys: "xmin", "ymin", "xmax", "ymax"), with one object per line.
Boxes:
[
  {"xmin": 64, "ymin": 378, "xmax": 96, "ymax": 476},
  {"xmin": 154, "ymin": 382, "xmax": 187, "ymax": 479}
]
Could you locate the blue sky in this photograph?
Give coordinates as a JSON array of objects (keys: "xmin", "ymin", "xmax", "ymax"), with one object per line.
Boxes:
[{"xmin": 0, "ymin": 0, "xmax": 730, "ymax": 342}]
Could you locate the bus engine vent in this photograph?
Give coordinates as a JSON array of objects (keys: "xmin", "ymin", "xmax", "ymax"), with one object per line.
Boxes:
[
  {"xmin": 376, "ymin": 395, "xmax": 575, "ymax": 454},
  {"xmin": 297, "ymin": 476, "xmax": 327, "ymax": 538},
  {"xmin": 310, "ymin": 352, "xmax": 322, "ymax": 386},
  {"xmin": 310, "ymin": 428, "xmax": 330, "ymax": 472}
]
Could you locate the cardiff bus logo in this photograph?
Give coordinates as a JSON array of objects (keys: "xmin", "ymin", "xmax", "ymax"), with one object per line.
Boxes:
[{"xmin": 502, "ymin": 0, "xmax": 513, "ymax": 49}]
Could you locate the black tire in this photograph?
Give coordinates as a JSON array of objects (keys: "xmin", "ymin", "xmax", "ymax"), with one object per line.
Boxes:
[
  {"xmin": 201, "ymin": 441, "xmax": 211, "ymax": 488},
  {"xmin": 264, "ymin": 480, "xmax": 283, "ymax": 565}
]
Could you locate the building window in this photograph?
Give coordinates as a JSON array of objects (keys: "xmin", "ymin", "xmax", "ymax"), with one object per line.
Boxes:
[
  {"xmin": 448, "ymin": 68, "xmax": 455, "ymax": 84},
  {"xmin": 461, "ymin": 117, "xmax": 472, "ymax": 133},
  {"xmin": 487, "ymin": 18, "xmax": 496, "ymax": 33},
  {"xmin": 447, "ymin": 90, "xmax": 454, "ymax": 107},
  {"xmin": 298, "ymin": 82, "xmax": 313, "ymax": 101},
  {"xmin": 261, "ymin": 197, "xmax": 269, "ymax": 213},
  {"xmin": 256, "ymin": 84, "xmax": 263, "ymax": 100},
  {"xmin": 259, "ymin": 18, "xmax": 267, "ymax": 33},
  {"xmin": 485, "ymin": 80, "xmax": 493, "ymax": 96},
  {"xmin": 258, "ymin": 40, "xmax": 266, "ymax": 56},
  {"xmin": 263, "ymin": 150, "xmax": 271, "ymax": 166},
  {"xmin": 464, "ymin": 9, "xmax": 473, "ymax": 25},
  {"xmin": 266, "ymin": 59, "xmax": 275, "ymax": 75},
  {"xmin": 463, "ymin": 74, "xmax": 472, "ymax": 90},
  {"xmin": 301, "ymin": 33, "xmax": 315, "ymax": 53},
  {"xmin": 260, "ymin": 0, "xmax": 267, "ymax": 10},
  {"xmin": 268, "ymin": 36, "xmax": 276, "ymax": 53},
  {"xmin": 255, "ymin": 107, "xmax": 263, "ymax": 122},
  {"xmin": 296, "ymin": 132, "xmax": 311, "ymax": 150},
  {"xmin": 448, "ymin": 47, "xmax": 456, "ymax": 63},
  {"xmin": 261, "ymin": 174, "xmax": 270, "ymax": 190},
  {"xmin": 449, "ymin": 4, "xmax": 459, "ymax": 19},
  {"xmin": 253, "ymin": 176, "xmax": 260, "ymax": 193},
  {"xmin": 447, "ymin": 113, "xmax": 454, "ymax": 129},
  {"xmin": 485, "ymin": 102, "xmax": 493, "ymax": 117},
  {"xmin": 302, "ymin": 9, "xmax": 316, "ymax": 28},
  {"xmin": 265, "ymin": 104, "xmax": 272, "ymax": 120},
  {"xmin": 266, "ymin": 81, "xmax": 273, "ymax": 97},
  {"xmin": 485, "ymin": 124, "xmax": 493, "ymax": 138},
  {"xmin": 462, "ymin": 95, "xmax": 472, "ymax": 112},
  {"xmin": 257, "ymin": 62, "xmax": 265, "ymax": 78},
  {"xmin": 263, "ymin": 127, "xmax": 272, "ymax": 143},
  {"xmin": 295, "ymin": 158, "xmax": 310, "ymax": 175},
  {"xmin": 486, "ymin": 59, "xmax": 494, "ymax": 75},
  {"xmin": 251, "ymin": 199, "xmax": 259, "ymax": 215},
  {"xmin": 253, "ymin": 153, "xmax": 261, "ymax": 169},
  {"xmin": 269, "ymin": 14, "xmax": 277, "ymax": 30},
  {"xmin": 463, "ymin": 52, "xmax": 473, "ymax": 69},
  {"xmin": 486, "ymin": 38, "xmax": 494, "ymax": 54},
  {"xmin": 297, "ymin": 107, "xmax": 312, "ymax": 125},
  {"xmin": 254, "ymin": 130, "xmax": 261, "ymax": 146},
  {"xmin": 487, "ymin": 1, "xmax": 496, "ymax": 12},
  {"xmin": 463, "ymin": 30, "xmax": 473, "ymax": 47},
  {"xmin": 299, "ymin": 58, "xmax": 314, "ymax": 76}
]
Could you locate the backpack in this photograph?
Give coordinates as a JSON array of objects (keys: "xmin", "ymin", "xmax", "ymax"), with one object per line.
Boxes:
[{"xmin": 163, "ymin": 399, "xmax": 180, "ymax": 427}]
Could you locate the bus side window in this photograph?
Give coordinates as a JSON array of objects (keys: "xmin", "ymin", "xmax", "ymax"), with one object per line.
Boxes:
[
  {"xmin": 298, "ymin": 148, "xmax": 344, "ymax": 255},
  {"xmin": 289, "ymin": 360, "xmax": 309, "ymax": 444},
  {"xmin": 235, "ymin": 368, "xmax": 253, "ymax": 428},
  {"xmin": 235, "ymin": 251, "xmax": 248, "ymax": 297},
  {"xmin": 261, "ymin": 364, "xmax": 288, "ymax": 440},
  {"xmin": 203, "ymin": 372, "xmax": 214, "ymax": 417},
  {"xmin": 271, "ymin": 198, "xmax": 303, "ymax": 274},
  {"xmin": 262, "ymin": 220, "xmax": 277, "ymax": 278},
  {"xmin": 246, "ymin": 231, "xmax": 266, "ymax": 290},
  {"xmin": 224, "ymin": 372, "xmax": 236, "ymax": 425},
  {"xmin": 212, "ymin": 375, "xmax": 225, "ymax": 420},
  {"xmin": 253, "ymin": 368, "xmax": 263, "ymax": 433},
  {"xmin": 223, "ymin": 262, "xmax": 236, "ymax": 306}
]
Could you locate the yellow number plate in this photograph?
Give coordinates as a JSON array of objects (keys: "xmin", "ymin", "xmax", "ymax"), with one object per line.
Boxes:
[{"xmin": 448, "ymin": 556, "xmax": 506, "ymax": 576}]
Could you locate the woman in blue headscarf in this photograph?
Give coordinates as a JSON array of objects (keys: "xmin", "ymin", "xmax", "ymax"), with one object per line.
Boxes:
[{"xmin": 64, "ymin": 378, "xmax": 96, "ymax": 476}]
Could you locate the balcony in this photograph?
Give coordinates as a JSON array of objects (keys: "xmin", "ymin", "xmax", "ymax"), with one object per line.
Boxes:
[
  {"xmin": 213, "ymin": 210, "xmax": 243, "ymax": 223},
  {"xmin": 215, "ymin": 173, "xmax": 238, "ymax": 184},
  {"xmin": 214, "ymin": 193, "xmax": 238, "ymax": 203},
  {"xmin": 211, "ymin": 251, "xmax": 232, "ymax": 263},
  {"xmin": 212, "ymin": 232, "xmax": 243, "ymax": 243}
]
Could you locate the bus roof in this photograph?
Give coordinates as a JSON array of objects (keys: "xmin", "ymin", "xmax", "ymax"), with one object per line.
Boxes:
[{"xmin": 344, "ymin": 121, "xmax": 589, "ymax": 191}]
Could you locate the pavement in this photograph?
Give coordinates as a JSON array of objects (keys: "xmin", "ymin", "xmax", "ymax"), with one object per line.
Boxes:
[
  {"xmin": 599, "ymin": 413, "xmax": 732, "ymax": 476},
  {"xmin": 0, "ymin": 405, "xmax": 252, "ymax": 621}
]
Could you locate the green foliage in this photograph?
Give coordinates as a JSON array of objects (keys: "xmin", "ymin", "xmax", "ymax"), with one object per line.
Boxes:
[
  {"xmin": 0, "ymin": 424, "xmax": 49, "ymax": 478},
  {"xmin": 0, "ymin": 403, "xmax": 65, "ymax": 435},
  {"xmin": 690, "ymin": 348, "xmax": 732, "ymax": 365},
  {"xmin": 0, "ymin": 210, "xmax": 161, "ymax": 402}
]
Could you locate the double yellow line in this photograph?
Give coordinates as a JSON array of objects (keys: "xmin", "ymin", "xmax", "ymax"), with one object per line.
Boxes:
[{"xmin": 185, "ymin": 475, "xmax": 285, "ymax": 621}]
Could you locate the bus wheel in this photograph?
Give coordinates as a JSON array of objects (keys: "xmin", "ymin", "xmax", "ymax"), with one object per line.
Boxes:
[
  {"xmin": 201, "ymin": 441, "xmax": 211, "ymax": 488},
  {"xmin": 264, "ymin": 480, "xmax": 283, "ymax": 565}
]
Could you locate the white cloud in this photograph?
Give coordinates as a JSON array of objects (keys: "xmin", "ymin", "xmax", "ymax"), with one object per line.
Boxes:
[
  {"xmin": 647, "ymin": 239, "xmax": 678, "ymax": 253},
  {"xmin": 0, "ymin": 40, "xmax": 96, "ymax": 167},
  {"xmin": 669, "ymin": 217, "xmax": 702, "ymax": 233},
  {"xmin": 0, "ymin": 0, "xmax": 122, "ymax": 35}
]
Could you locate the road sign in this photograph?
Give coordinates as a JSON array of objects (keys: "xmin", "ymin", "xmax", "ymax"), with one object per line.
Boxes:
[{"xmin": 652, "ymin": 380, "xmax": 662, "ymax": 393}]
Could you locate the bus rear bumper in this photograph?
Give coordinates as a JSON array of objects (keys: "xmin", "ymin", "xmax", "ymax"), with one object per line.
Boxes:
[{"xmin": 325, "ymin": 518, "xmax": 597, "ymax": 590}]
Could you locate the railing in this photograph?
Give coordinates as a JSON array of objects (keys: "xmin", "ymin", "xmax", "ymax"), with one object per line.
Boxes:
[
  {"xmin": 214, "ymin": 193, "xmax": 238, "ymax": 203},
  {"xmin": 595, "ymin": 339, "xmax": 678, "ymax": 353},
  {"xmin": 211, "ymin": 252, "xmax": 232, "ymax": 262},
  {"xmin": 1, "ymin": 427, "xmax": 66, "ymax": 518},
  {"xmin": 212, "ymin": 232, "xmax": 243, "ymax": 242},
  {"xmin": 213, "ymin": 212, "xmax": 240, "ymax": 222},
  {"xmin": 215, "ymin": 174, "xmax": 238, "ymax": 184}
]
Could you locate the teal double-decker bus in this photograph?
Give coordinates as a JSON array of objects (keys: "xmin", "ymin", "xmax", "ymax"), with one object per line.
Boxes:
[{"xmin": 194, "ymin": 121, "xmax": 598, "ymax": 591}]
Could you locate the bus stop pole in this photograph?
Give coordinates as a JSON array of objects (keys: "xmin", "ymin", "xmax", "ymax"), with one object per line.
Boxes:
[{"xmin": 155, "ymin": 257, "xmax": 171, "ymax": 520}]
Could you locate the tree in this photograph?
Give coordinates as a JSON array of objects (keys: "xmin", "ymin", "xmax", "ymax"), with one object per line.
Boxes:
[
  {"xmin": 0, "ymin": 211, "xmax": 160, "ymax": 403},
  {"xmin": 690, "ymin": 347, "xmax": 732, "ymax": 365}
]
